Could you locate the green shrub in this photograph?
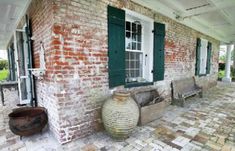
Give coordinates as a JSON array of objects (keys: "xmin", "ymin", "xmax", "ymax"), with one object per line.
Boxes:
[
  {"xmin": 0, "ymin": 70, "xmax": 8, "ymax": 81},
  {"xmin": 218, "ymin": 70, "xmax": 225, "ymax": 79},
  {"xmin": 0, "ymin": 60, "xmax": 8, "ymax": 70}
]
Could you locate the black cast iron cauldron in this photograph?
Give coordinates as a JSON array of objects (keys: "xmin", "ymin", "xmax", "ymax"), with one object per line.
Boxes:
[{"xmin": 8, "ymin": 107, "xmax": 48, "ymax": 136}]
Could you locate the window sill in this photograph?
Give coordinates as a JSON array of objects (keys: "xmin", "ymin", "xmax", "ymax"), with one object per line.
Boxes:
[
  {"xmin": 124, "ymin": 82, "xmax": 153, "ymax": 88},
  {"xmin": 198, "ymin": 74, "xmax": 207, "ymax": 77}
]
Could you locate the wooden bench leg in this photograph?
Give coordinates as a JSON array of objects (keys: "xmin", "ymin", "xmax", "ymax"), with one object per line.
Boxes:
[
  {"xmin": 180, "ymin": 98, "xmax": 185, "ymax": 107},
  {"xmin": 172, "ymin": 99, "xmax": 180, "ymax": 106},
  {"xmin": 177, "ymin": 94, "xmax": 185, "ymax": 107},
  {"xmin": 1, "ymin": 86, "xmax": 4, "ymax": 106},
  {"xmin": 199, "ymin": 91, "xmax": 203, "ymax": 98},
  {"xmin": 172, "ymin": 98, "xmax": 185, "ymax": 107}
]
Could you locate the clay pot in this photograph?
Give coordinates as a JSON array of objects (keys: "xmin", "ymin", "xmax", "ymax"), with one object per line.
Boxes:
[{"xmin": 102, "ymin": 91, "xmax": 139, "ymax": 139}]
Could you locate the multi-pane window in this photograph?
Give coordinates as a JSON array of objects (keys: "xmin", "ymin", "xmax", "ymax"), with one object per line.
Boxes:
[
  {"xmin": 125, "ymin": 21, "xmax": 143, "ymax": 83},
  {"xmin": 108, "ymin": 6, "xmax": 164, "ymax": 88}
]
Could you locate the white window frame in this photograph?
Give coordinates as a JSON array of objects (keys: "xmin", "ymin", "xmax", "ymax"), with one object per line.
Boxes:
[
  {"xmin": 199, "ymin": 39, "xmax": 208, "ymax": 75},
  {"xmin": 125, "ymin": 9, "xmax": 154, "ymax": 83}
]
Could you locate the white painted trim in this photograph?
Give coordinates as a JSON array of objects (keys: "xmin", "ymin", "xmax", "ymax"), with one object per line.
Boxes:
[
  {"xmin": 124, "ymin": 8, "xmax": 154, "ymax": 22},
  {"xmin": 16, "ymin": 29, "xmax": 25, "ymax": 32},
  {"xmin": 125, "ymin": 10, "xmax": 154, "ymax": 82},
  {"xmin": 14, "ymin": 30, "xmax": 31, "ymax": 104},
  {"xmin": 14, "ymin": 31, "xmax": 22, "ymax": 103},
  {"xmin": 20, "ymin": 99, "xmax": 30, "ymax": 104}
]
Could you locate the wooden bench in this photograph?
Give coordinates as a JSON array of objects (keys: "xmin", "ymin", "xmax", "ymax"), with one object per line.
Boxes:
[{"xmin": 171, "ymin": 77, "xmax": 203, "ymax": 107}]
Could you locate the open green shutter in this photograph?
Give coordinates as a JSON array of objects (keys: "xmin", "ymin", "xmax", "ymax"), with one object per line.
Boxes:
[
  {"xmin": 10, "ymin": 44, "xmax": 16, "ymax": 81},
  {"xmin": 7, "ymin": 48, "xmax": 11, "ymax": 80},
  {"xmin": 206, "ymin": 42, "xmax": 212, "ymax": 74},
  {"xmin": 25, "ymin": 15, "xmax": 35, "ymax": 106},
  {"xmin": 195, "ymin": 38, "xmax": 201, "ymax": 76},
  {"xmin": 108, "ymin": 6, "xmax": 125, "ymax": 88},
  {"xmin": 153, "ymin": 22, "xmax": 165, "ymax": 81}
]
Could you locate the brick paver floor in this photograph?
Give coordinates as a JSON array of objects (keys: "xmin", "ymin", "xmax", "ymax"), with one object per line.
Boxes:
[{"xmin": 0, "ymin": 82, "xmax": 235, "ymax": 151}]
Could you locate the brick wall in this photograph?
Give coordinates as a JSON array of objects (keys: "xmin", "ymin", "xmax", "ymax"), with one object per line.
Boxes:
[
  {"xmin": 16, "ymin": 0, "xmax": 62, "ymax": 141},
  {"xmin": 18, "ymin": 0, "xmax": 220, "ymax": 144}
]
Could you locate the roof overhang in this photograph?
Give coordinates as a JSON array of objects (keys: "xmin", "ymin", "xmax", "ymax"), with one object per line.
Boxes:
[
  {"xmin": 0, "ymin": 0, "xmax": 31, "ymax": 50},
  {"xmin": 132, "ymin": 0, "xmax": 235, "ymax": 44}
]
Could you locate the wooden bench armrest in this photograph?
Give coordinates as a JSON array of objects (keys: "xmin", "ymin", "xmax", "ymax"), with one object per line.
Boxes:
[{"xmin": 195, "ymin": 84, "xmax": 202, "ymax": 90}]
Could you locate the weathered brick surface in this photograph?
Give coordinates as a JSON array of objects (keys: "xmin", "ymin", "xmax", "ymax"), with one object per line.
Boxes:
[
  {"xmin": 16, "ymin": 0, "xmax": 61, "ymax": 141},
  {"xmin": 16, "ymin": 0, "xmax": 220, "ymax": 144}
]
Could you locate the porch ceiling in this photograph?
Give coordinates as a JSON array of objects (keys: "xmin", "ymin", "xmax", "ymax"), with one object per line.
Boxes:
[
  {"xmin": 132, "ymin": 0, "xmax": 235, "ymax": 44},
  {"xmin": 0, "ymin": 0, "xmax": 30, "ymax": 50},
  {"xmin": 1, "ymin": 0, "xmax": 235, "ymax": 49}
]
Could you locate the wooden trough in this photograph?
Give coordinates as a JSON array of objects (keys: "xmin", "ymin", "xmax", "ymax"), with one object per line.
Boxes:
[{"xmin": 132, "ymin": 89, "xmax": 167, "ymax": 125}]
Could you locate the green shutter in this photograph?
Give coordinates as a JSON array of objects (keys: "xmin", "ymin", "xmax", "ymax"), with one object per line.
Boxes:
[
  {"xmin": 195, "ymin": 38, "xmax": 201, "ymax": 76},
  {"xmin": 25, "ymin": 15, "xmax": 33, "ymax": 70},
  {"xmin": 206, "ymin": 42, "xmax": 212, "ymax": 74},
  {"xmin": 25, "ymin": 15, "xmax": 35, "ymax": 106},
  {"xmin": 7, "ymin": 48, "xmax": 11, "ymax": 80},
  {"xmin": 153, "ymin": 22, "xmax": 165, "ymax": 81},
  {"xmin": 108, "ymin": 6, "xmax": 125, "ymax": 88},
  {"xmin": 10, "ymin": 44, "xmax": 16, "ymax": 81}
]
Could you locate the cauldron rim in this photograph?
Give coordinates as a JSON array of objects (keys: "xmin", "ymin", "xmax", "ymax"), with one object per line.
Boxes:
[{"xmin": 8, "ymin": 107, "xmax": 47, "ymax": 118}]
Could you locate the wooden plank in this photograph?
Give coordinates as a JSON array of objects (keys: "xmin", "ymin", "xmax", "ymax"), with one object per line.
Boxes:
[{"xmin": 139, "ymin": 101, "xmax": 168, "ymax": 125}]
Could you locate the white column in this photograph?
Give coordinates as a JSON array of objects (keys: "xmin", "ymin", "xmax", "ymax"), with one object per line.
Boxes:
[{"xmin": 222, "ymin": 44, "xmax": 233, "ymax": 82}]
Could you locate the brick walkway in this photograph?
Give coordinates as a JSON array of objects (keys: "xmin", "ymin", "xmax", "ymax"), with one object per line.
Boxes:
[{"xmin": 0, "ymin": 82, "xmax": 235, "ymax": 151}]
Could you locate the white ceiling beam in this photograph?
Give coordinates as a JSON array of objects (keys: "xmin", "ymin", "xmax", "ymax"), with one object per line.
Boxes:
[
  {"xmin": 132, "ymin": 0, "xmax": 230, "ymax": 43},
  {"xmin": 134, "ymin": 0, "xmax": 177, "ymax": 19},
  {"xmin": 182, "ymin": 0, "xmax": 235, "ymax": 19},
  {"xmin": 4, "ymin": 5, "xmax": 11, "ymax": 23},
  {"xmin": 209, "ymin": 0, "xmax": 235, "ymax": 25},
  {"xmin": 192, "ymin": 17, "xmax": 225, "ymax": 37},
  {"xmin": 149, "ymin": 0, "xmax": 233, "ymax": 37},
  {"xmin": 155, "ymin": 0, "xmax": 186, "ymax": 14},
  {"xmin": 219, "ymin": 10, "xmax": 235, "ymax": 25}
]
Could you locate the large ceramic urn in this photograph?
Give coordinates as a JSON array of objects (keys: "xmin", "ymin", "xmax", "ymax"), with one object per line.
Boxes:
[{"xmin": 102, "ymin": 91, "xmax": 139, "ymax": 139}]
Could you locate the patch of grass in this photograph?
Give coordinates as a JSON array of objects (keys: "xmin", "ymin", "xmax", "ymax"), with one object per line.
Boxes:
[
  {"xmin": 0, "ymin": 69, "xmax": 9, "ymax": 81},
  {"xmin": 218, "ymin": 70, "xmax": 225, "ymax": 79}
]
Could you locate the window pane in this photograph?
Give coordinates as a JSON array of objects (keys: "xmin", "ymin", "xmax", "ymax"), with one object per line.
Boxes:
[
  {"xmin": 132, "ymin": 33, "xmax": 137, "ymax": 41},
  {"xmin": 126, "ymin": 31, "xmax": 131, "ymax": 38},
  {"xmin": 132, "ymin": 42, "xmax": 136, "ymax": 50},
  {"xmin": 125, "ymin": 20, "xmax": 144, "ymax": 82},
  {"xmin": 136, "ymin": 70, "xmax": 140, "ymax": 77},
  {"xmin": 137, "ymin": 24, "xmax": 141, "ymax": 34},
  {"xmin": 130, "ymin": 52, "xmax": 135, "ymax": 60},
  {"xmin": 132, "ymin": 23, "xmax": 136, "ymax": 33},
  {"xmin": 125, "ymin": 51, "xmax": 143, "ymax": 81},
  {"xmin": 137, "ymin": 34, "xmax": 141, "ymax": 42},
  {"xmin": 131, "ymin": 70, "xmax": 135, "ymax": 77},
  {"xmin": 127, "ymin": 43, "xmax": 131, "ymax": 49},
  {"xmin": 130, "ymin": 61, "xmax": 134, "ymax": 68},
  {"xmin": 136, "ymin": 60, "xmax": 140, "ymax": 68},
  {"xmin": 137, "ymin": 42, "xmax": 141, "ymax": 50},
  {"xmin": 126, "ymin": 31, "xmax": 131, "ymax": 49},
  {"xmin": 126, "ymin": 21, "xmax": 130, "ymax": 31}
]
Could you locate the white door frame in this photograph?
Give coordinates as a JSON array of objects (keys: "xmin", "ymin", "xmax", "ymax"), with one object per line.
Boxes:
[{"xmin": 14, "ymin": 29, "xmax": 31, "ymax": 104}]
